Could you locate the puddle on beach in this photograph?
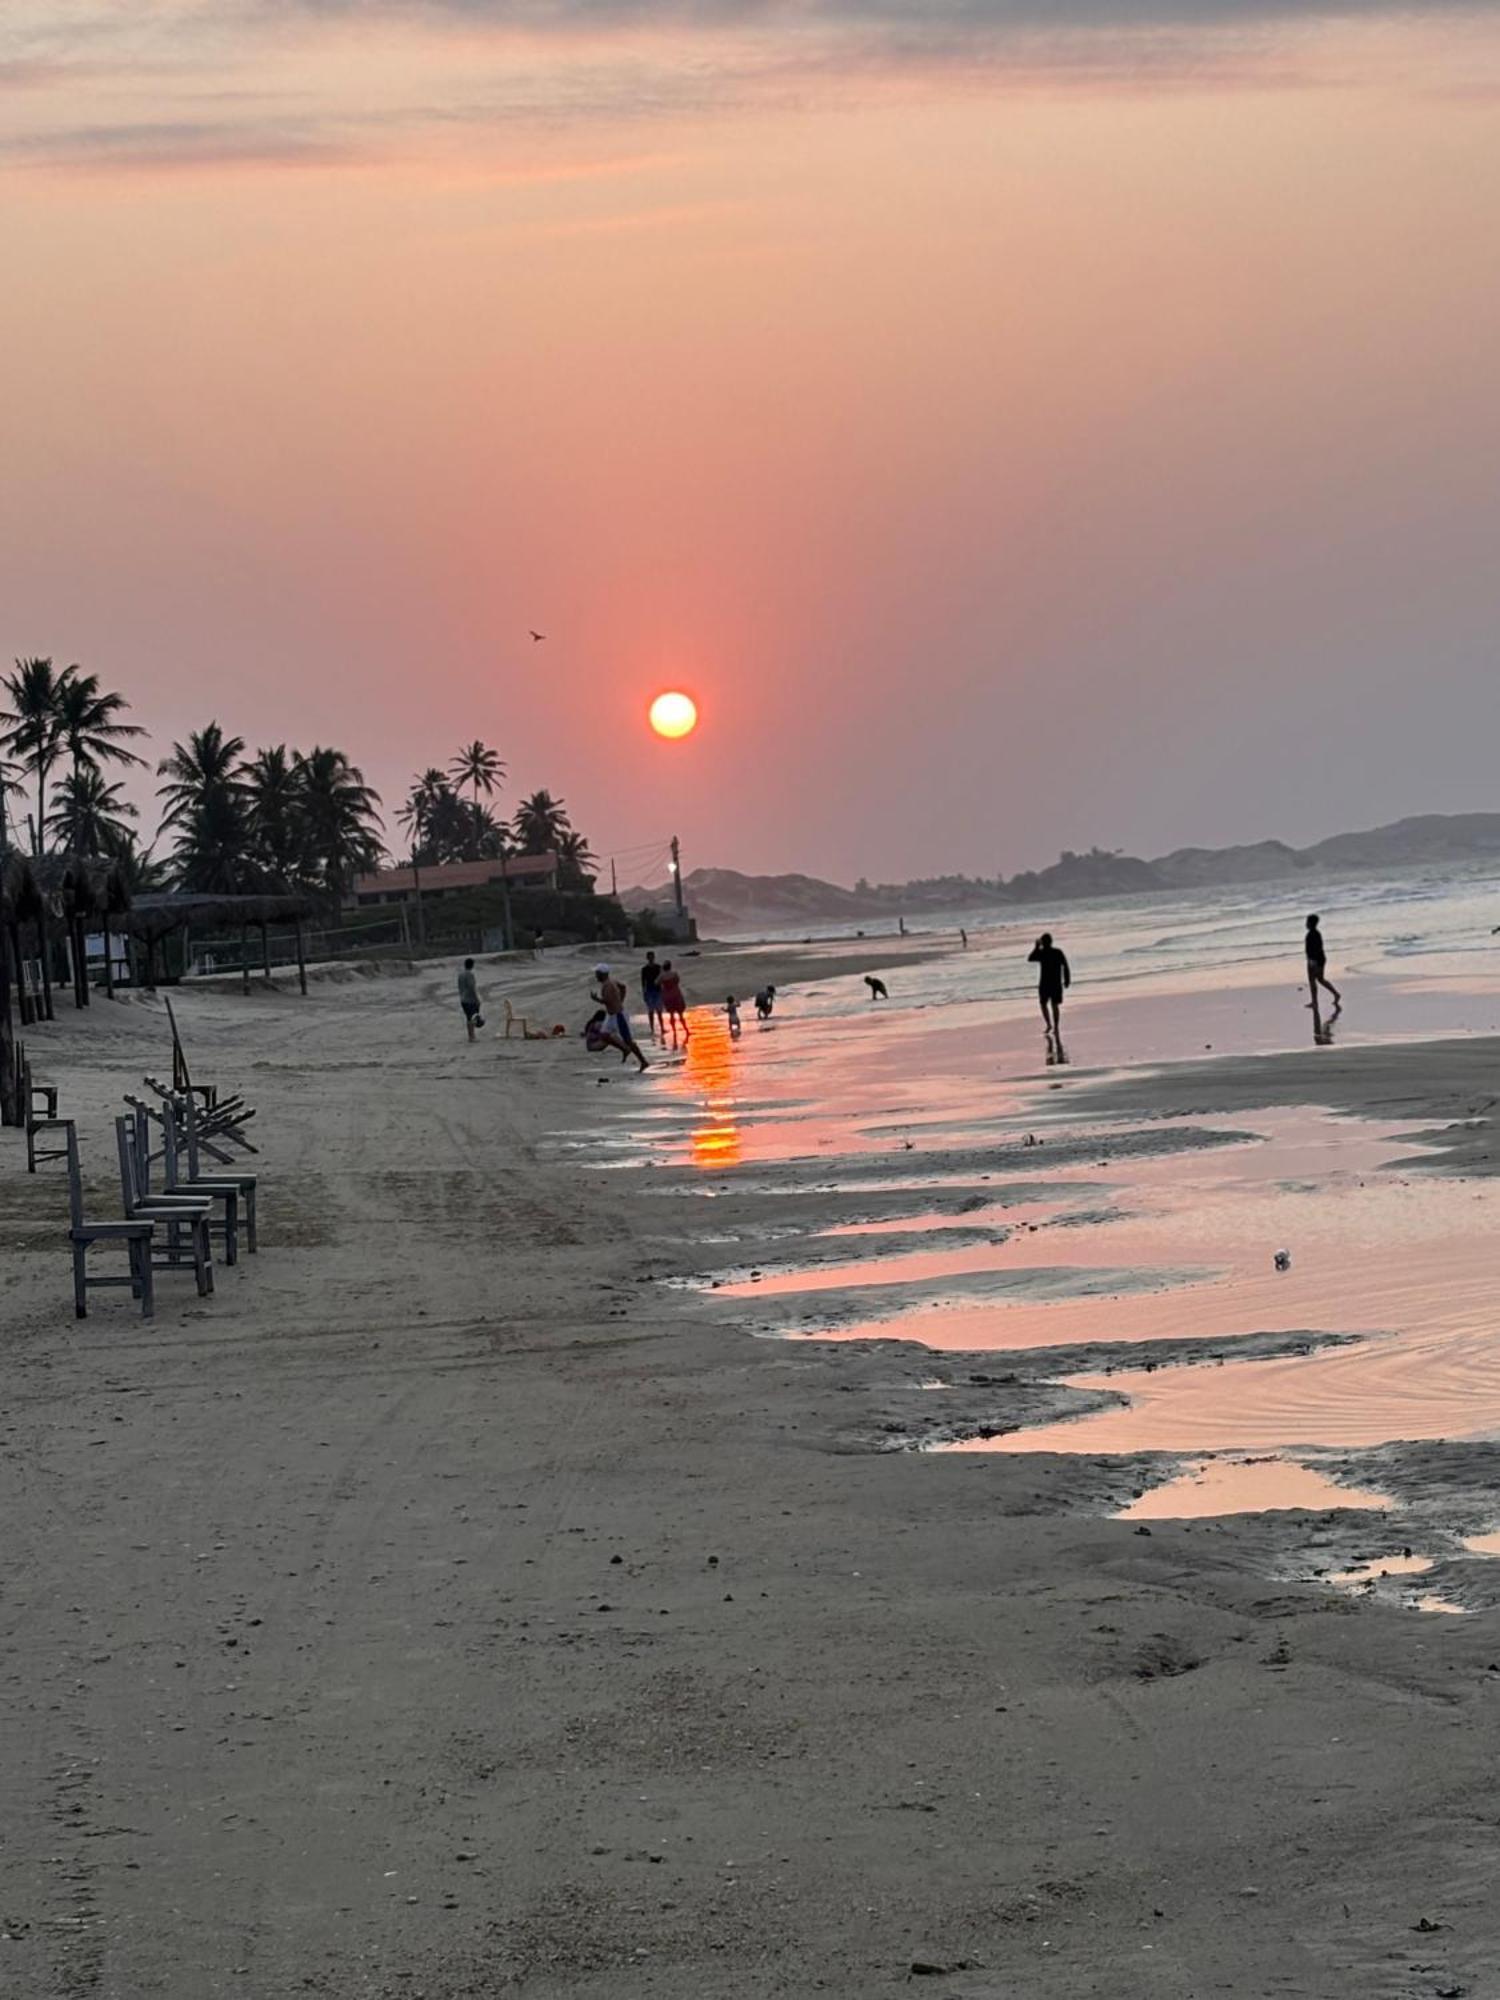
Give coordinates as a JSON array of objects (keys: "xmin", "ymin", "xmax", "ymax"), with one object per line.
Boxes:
[
  {"xmin": 1108, "ymin": 1456, "xmax": 1389, "ymax": 1518},
  {"xmin": 575, "ymin": 951, "xmax": 1500, "ymax": 1534}
]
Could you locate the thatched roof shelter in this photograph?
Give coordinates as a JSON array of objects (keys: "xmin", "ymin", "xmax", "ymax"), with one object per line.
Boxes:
[
  {"xmin": 33, "ymin": 852, "xmax": 132, "ymax": 922},
  {"xmin": 0, "ymin": 850, "xmax": 42, "ymax": 923},
  {"xmin": 123, "ymin": 890, "xmax": 317, "ymax": 944}
]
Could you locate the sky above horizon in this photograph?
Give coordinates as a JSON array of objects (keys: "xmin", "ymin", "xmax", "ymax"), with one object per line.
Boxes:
[{"xmin": 4, "ymin": 1, "xmax": 1500, "ymax": 888}]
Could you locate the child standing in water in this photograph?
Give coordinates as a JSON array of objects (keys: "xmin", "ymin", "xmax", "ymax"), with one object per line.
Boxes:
[{"xmin": 725, "ymin": 995, "xmax": 741, "ymax": 1038}]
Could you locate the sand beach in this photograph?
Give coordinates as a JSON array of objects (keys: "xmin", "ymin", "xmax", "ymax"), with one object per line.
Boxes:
[{"xmin": 5, "ymin": 918, "xmax": 1500, "ymax": 1998}]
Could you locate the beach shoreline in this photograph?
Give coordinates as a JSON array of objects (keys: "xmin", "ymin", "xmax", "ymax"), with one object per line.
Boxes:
[{"xmin": 5, "ymin": 954, "xmax": 1500, "ymax": 1995}]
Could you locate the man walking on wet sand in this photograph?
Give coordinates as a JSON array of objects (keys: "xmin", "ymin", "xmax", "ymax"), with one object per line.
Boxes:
[
  {"xmin": 1027, "ymin": 932, "xmax": 1070, "ymax": 1036},
  {"xmin": 592, "ymin": 964, "xmax": 649, "ymax": 1072},
  {"xmin": 1305, "ymin": 914, "xmax": 1342, "ymax": 1012}
]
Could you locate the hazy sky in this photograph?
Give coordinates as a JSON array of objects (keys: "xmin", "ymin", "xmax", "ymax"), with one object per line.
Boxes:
[{"xmin": 4, "ymin": 1, "xmax": 1499, "ymax": 885}]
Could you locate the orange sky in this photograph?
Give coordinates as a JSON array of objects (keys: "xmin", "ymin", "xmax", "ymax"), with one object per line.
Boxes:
[{"xmin": 4, "ymin": 5, "xmax": 1499, "ymax": 883}]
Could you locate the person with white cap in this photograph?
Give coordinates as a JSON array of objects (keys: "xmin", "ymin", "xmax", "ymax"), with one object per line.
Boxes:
[{"xmin": 591, "ymin": 963, "xmax": 649, "ymax": 1072}]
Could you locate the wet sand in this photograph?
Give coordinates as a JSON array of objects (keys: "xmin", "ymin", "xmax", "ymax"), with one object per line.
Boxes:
[{"xmin": 6, "ymin": 950, "xmax": 1500, "ymax": 1996}]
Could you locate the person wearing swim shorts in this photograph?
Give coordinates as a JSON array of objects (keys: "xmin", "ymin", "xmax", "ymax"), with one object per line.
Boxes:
[{"xmin": 592, "ymin": 964, "xmax": 649, "ymax": 1071}]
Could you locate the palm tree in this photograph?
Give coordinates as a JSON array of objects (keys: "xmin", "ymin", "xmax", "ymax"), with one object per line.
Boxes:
[
  {"xmin": 157, "ymin": 723, "xmax": 252, "ymax": 892},
  {"xmin": 0, "ymin": 750, "xmax": 20, "ymax": 853},
  {"xmin": 46, "ymin": 769, "xmax": 140, "ymax": 857},
  {"xmin": 449, "ymin": 741, "xmax": 506, "ymax": 860},
  {"xmin": 557, "ymin": 828, "xmax": 598, "ymax": 893},
  {"xmin": 396, "ymin": 768, "xmax": 451, "ymax": 863},
  {"xmin": 114, "ymin": 835, "xmax": 170, "ymax": 898},
  {"xmin": 242, "ymin": 745, "xmax": 308, "ymax": 890},
  {"xmin": 1, "ymin": 656, "xmax": 71, "ymax": 852},
  {"xmin": 512, "ymin": 788, "xmax": 571, "ymax": 855},
  {"xmin": 295, "ymin": 746, "xmax": 384, "ymax": 902},
  {"xmin": 56, "ymin": 671, "xmax": 147, "ymax": 784}
]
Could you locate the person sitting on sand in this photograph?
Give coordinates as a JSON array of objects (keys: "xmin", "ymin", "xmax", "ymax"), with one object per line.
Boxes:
[
  {"xmin": 725, "ymin": 995, "xmax": 741, "ymax": 1038},
  {"xmin": 583, "ymin": 1008, "xmax": 630, "ymax": 1059},
  {"xmin": 658, "ymin": 961, "xmax": 690, "ymax": 1046},
  {"xmin": 1027, "ymin": 933, "xmax": 1070, "ymax": 1036},
  {"xmin": 864, "ymin": 975, "xmax": 888, "ymax": 1001},
  {"xmin": 1305, "ymin": 914, "xmax": 1342, "ymax": 1012},
  {"xmin": 754, "ymin": 984, "xmax": 776, "ymax": 1021},
  {"xmin": 591, "ymin": 965, "xmax": 649, "ymax": 1071},
  {"xmin": 457, "ymin": 958, "xmax": 484, "ymax": 1041}
]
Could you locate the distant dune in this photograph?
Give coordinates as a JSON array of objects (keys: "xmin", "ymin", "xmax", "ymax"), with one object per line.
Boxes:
[{"xmin": 622, "ymin": 812, "xmax": 1500, "ymax": 933}]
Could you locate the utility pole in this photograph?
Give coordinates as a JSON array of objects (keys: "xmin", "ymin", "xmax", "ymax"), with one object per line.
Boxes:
[
  {"xmin": 670, "ymin": 835, "xmax": 685, "ymax": 919},
  {"xmin": 499, "ymin": 840, "xmax": 514, "ymax": 953},
  {"xmin": 610, "ymin": 856, "xmax": 618, "ymax": 898}
]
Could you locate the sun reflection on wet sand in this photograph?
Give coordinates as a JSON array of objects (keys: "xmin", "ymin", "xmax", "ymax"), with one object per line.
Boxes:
[{"xmin": 678, "ymin": 1009, "xmax": 743, "ymax": 1170}]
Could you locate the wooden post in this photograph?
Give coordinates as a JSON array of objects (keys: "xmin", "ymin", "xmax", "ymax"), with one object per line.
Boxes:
[
  {"xmin": 240, "ymin": 925, "xmax": 250, "ymax": 996},
  {"xmin": 103, "ymin": 910, "xmax": 115, "ymax": 999},
  {"xmin": 295, "ymin": 917, "xmax": 307, "ymax": 996},
  {"xmin": 0, "ymin": 921, "xmax": 14, "ymax": 1127},
  {"xmin": 9, "ymin": 922, "xmax": 32, "ymax": 1028},
  {"xmin": 261, "ymin": 921, "xmax": 272, "ymax": 986},
  {"xmin": 36, "ymin": 910, "xmax": 54, "ymax": 1022},
  {"xmin": 73, "ymin": 916, "xmax": 89, "ymax": 1008}
]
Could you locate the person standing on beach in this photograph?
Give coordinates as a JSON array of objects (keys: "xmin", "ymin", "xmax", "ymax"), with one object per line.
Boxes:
[
  {"xmin": 457, "ymin": 958, "xmax": 484, "ymax": 1041},
  {"xmin": 592, "ymin": 964, "xmax": 649, "ymax": 1071},
  {"xmin": 659, "ymin": 960, "xmax": 690, "ymax": 1047},
  {"xmin": 1305, "ymin": 914, "xmax": 1342, "ymax": 1012},
  {"xmin": 639, "ymin": 952, "xmax": 664, "ymax": 1042},
  {"xmin": 1027, "ymin": 932, "xmax": 1070, "ymax": 1036},
  {"xmin": 864, "ymin": 975, "xmax": 888, "ymax": 1001}
]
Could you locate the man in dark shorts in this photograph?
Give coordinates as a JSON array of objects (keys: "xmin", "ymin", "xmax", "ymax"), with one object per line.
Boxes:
[
  {"xmin": 1305, "ymin": 914, "xmax": 1342, "ymax": 1011},
  {"xmin": 1027, "ymin": 932, "xmax": 1070, "ymax": 1035},
  {"xmin": 639, "ymin": 951, "xmax": 664, "ymax": 1041},
  {"xmin": 457, "ymin": 958, "xmax": 484, "ymax": 1041},
  {"xmin": 594, "ymin": 964, "xmax": 649, "ymax": 1072}
]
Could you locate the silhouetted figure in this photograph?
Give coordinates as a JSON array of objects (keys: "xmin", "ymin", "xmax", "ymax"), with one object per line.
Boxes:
[
  {"xmin": 755, "ymin": 984, "xmax": 776, "ymax": 1021},
  {"xmin": 1028, "ymin": 932, "xmax": 1071, "ymax": 1036},
  {"xmin": 865, "ymin": 976, "xmax": 888, "ymax": 1001},
  {"xmin": 639, "ymin": 951, "xmax": 664, "ymax": 1041},
  {"xmin": 659, "ymin": 960, "xmax": 690, "ymax": 1047},
  {"xmin": 1305, "ymin": 914, "xmax": 1342, "ymax": 1011},
  {"xmin": 457, "ymin": 958, "xmax": 484, "ymax": 1041},
  {"xmin": 725, "ymin": 995, "xmax": 741, "ymax": 1038},
  {"xmin": 960, "ymin": 928, "xmax": 968, "ymax": 949}
]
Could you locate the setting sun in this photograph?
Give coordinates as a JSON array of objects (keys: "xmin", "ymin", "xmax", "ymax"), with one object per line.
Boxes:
[{"xmin": 649, "ymin": 690, "xmax": 698, "ymax": 740}]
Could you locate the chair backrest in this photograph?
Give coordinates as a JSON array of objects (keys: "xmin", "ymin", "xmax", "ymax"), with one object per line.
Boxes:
[
  {"xmin": 180, "ymin": 1089, "xmax": 203, "ymax": 1178},
  {"xmin": 161, "ymin": 1099, "xmax": 184, "ymax": 1188},
  {"xmin": 64, "ymin": 1122, "xmax": 85, "ymax": 1232},
  {"xmin": 134, "ymin": 1100, "xmax": 160, "ymax": 1192},
  {"xmin": 114, "ymin": 1114, "xmax": 144, "ymax": 1217}
]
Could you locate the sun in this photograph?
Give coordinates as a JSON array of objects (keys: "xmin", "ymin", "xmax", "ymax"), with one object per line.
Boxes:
[{"xmin": 649, "ymin": 690, "xmax": 698, "ymax": 740}]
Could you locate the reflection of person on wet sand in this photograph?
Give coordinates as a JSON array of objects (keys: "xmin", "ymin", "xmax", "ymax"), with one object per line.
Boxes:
[
  {"xmin": 1305, "ymin": 914, "xmax": 1342, "ymax": 1012},
  {"xmin": 864, "ymin": 976, "xmax": 888, "ymax": 1001},
  {"xmin": 1027, "ymin": 932, "xmax": 1071, "ymax": 1036}
]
